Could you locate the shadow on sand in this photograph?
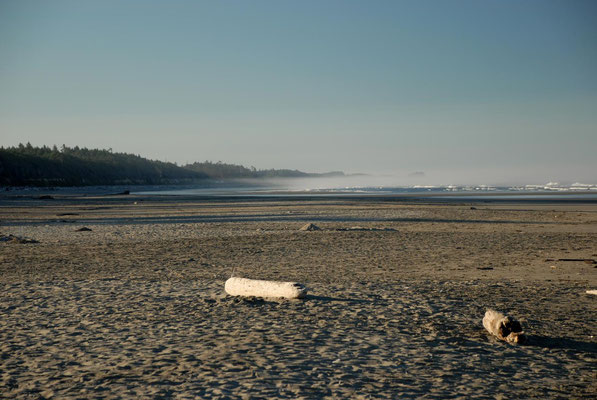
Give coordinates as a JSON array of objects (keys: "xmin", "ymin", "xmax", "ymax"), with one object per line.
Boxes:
[
  {"xmin": 304, "ymin": 294, "xmax": 371, "ymax": 304},
  {"xmin": 526, "ymin": 335, "xmax": 597, "ymax": 353},
  {"xmin": 229, "ymin": 294, "xmax": 371, "ymax": 306}
]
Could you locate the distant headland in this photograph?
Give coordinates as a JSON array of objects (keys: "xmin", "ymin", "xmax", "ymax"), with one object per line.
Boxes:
[{"xmin": 0, "ymin": 144, "xmax": 345, "ymax": 187}]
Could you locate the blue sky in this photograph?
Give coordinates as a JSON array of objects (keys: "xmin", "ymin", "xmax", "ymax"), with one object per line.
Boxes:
[{"xmin": 1, "ymin": 0, "xmax": 596, "ymax": 184}]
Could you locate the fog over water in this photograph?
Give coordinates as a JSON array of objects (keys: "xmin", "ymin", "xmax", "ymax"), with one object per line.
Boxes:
[
  {"xmin": 264, "ymin": 170, "xmax": 597, "ymax": 191},
  {"xmin": 132, "ymin": 175, "xmax": 597, "ymax": 198}
]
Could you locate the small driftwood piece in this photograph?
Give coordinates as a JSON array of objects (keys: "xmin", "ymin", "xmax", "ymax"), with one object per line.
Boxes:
[
  {"xmin": 483, "ymin": 309, "xmax": 527, "ymax": 344},
  {"xmin": 225, "ymin": 277, "xmax": 307, "ymax": 299},
  {"xmin": 336, "ymin": 226, "xmax": 396, "ymax": 232},
  {"xmin": 545, "ymin": 258, "xmax": 597, "ymax": 265}
]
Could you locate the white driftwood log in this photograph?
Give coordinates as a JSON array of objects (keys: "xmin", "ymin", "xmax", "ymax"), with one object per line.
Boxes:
[
  {"xmin": 483, "ymin": 309, "xmax": 527, "ymax": 344},
  {"xmin": 225, "ymin": 277, "xmax": 307, "ymax": 299}
]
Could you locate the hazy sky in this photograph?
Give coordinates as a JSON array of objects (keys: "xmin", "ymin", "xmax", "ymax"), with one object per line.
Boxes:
[{"xmin": 1, "ymin": 0, "xmax": 596, "ymax": 184}]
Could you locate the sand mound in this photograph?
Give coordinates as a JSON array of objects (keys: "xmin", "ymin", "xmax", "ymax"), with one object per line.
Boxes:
[{"xmin": 300, "ymin": 223, "xmax": 321, "ymax": 231}]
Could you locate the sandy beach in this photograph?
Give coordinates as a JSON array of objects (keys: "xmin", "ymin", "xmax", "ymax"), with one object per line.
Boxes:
[{"xmin": 1, "ymin": 193, "xmax": 596, "ymax": 399}]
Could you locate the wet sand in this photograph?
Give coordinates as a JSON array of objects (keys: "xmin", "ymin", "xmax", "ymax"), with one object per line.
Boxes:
[{"xmin": 1, "ymin": 194, "xmax": 596, "ymax": 399}]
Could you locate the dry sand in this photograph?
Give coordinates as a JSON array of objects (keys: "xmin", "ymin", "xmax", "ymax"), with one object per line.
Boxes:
[{"xmin": 1, "ymin": 193, "xmax": 596, "ymax": 399}]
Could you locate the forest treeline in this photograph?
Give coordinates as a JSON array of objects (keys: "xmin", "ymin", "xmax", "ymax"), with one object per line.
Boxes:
[{"xmin": 0, "ymin": 144, "xmax": 343, "ymax": 186}]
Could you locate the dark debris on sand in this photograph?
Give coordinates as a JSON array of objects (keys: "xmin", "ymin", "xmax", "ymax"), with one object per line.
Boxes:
[{"xmin": 0, "ymin": 234, "xmax": 39, "ymax": 244}]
